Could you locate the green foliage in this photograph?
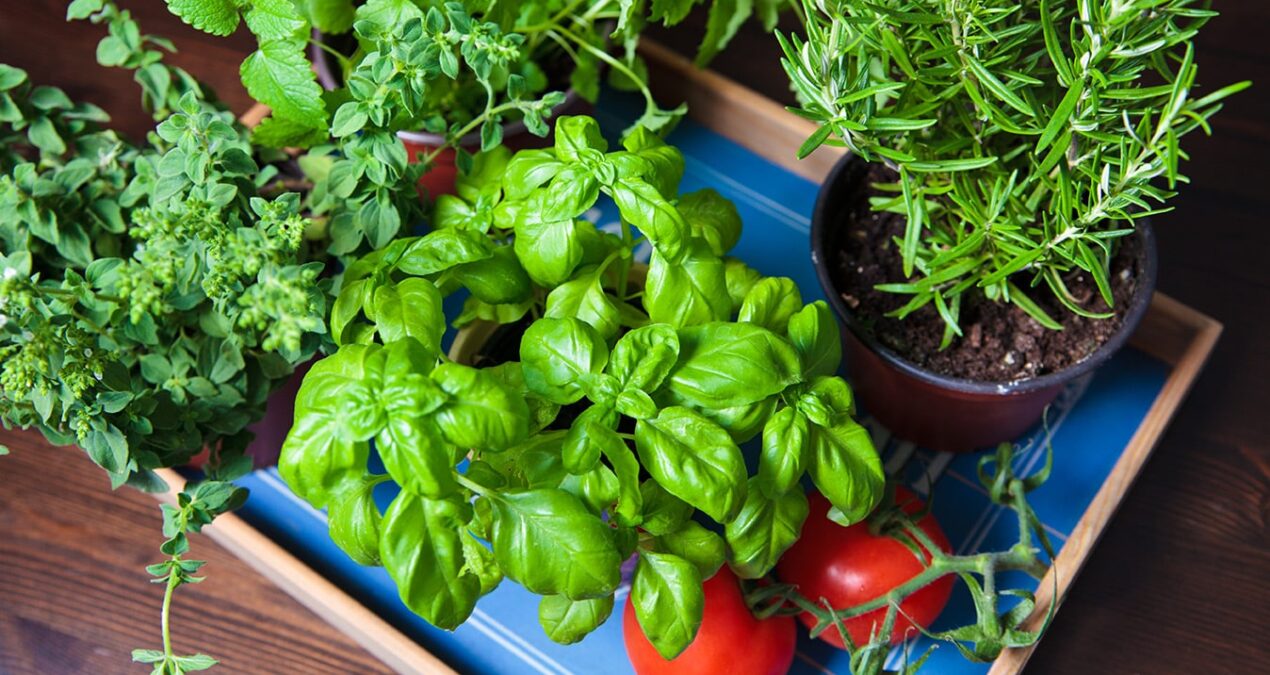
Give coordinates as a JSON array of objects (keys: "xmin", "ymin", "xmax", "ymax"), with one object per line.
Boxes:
[
  {"xmin": 133, "ymin": 479, "xmax": 247, "ymax": 674},
  {"xmin": 280, "ymin": 115, "xmax": 886, "ymax": 656},
  {"xmin": 0, "ymin": 57, "xmax": 325, "ymax": 491},
  {"xmin": 782, "ymin": 0, "xmax": 1248, "ymax": 334}
]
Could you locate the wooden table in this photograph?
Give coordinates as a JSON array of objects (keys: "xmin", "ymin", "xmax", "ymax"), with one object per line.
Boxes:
[{"xmin": 2, "ymin": 2, "xmax": 1266, "ymax": 673}]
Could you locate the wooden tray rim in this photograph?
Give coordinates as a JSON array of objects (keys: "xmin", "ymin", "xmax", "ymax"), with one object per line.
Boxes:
[{"xmin": 156, "ymin": 41, "xmax": 1223, "ymax": 675}]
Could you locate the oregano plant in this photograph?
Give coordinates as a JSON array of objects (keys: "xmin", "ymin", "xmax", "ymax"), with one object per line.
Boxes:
[{"xmin": 280, "ymin": 115, "xmax": 887, "ymax": 657}]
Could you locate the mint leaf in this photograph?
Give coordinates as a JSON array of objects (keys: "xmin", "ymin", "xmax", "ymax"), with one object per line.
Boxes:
[
  {"xmin": 244, "ymin": 0, "xmax": 306, "ymax": 41},
  {"xmin": 240, "ymin": 39, "xmax": 327, "ymax": 130},
  {"xmin": 300, "ymin": 0, "xmax": 356, "ymax": 34},
  {"xmin": 252, "ymin": 114, "xmax": 329, "ymax": 149},
  {"xmin": 165, "ymin": 0, "xmax": 241, "ymax": 36}
]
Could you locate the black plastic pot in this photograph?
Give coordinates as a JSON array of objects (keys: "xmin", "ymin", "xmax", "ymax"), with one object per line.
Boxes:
[{"xmin": 811, "ymin": 155, "xmax": 1158, "ymax": 452}]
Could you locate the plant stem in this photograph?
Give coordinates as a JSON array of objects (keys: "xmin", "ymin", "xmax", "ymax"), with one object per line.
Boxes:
[
  {"xmin": 160, "ymin": 565, "xmax": 179, "ymax": 660},
  {"xmin": 454, "ymin": 472, "xmax": 488, "ymax": 496},
  {"xmin": 420, "ymin": 101, "xmax": 523, "ymax": 166}
]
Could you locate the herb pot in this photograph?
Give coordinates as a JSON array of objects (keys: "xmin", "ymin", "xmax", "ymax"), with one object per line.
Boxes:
[
  {"xmin": 810, "ymin": 155, "xmax": 1158, "ymax": 452},
  {"xmin": 311, "ymin": 37, "xmax": 584, "ymax": 197}
]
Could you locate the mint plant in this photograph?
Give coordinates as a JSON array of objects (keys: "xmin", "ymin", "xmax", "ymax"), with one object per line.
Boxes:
[
  {"xmin": 280, "ymin": 115, "xmax": 885, "ymax": 657},
  {"xmin": 782, "ymin": 0, "xmax": 1248, "ymax": 339},
  {"xmin": 159, "ymin": 0, "xmax": 792, "ymax": 152}
]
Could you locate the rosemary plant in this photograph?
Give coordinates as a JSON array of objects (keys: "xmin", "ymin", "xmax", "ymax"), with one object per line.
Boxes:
[{"xmin": 782, "ymin": 0, "xmax": 1248, "ymax": 339}]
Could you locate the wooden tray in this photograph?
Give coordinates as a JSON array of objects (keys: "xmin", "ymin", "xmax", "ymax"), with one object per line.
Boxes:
[{"xmin": 153, "ymin": 42, "xmax": 1221, "ymax": 675}]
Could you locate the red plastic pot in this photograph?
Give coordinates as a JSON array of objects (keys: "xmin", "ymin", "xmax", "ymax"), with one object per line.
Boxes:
[{"xmin": 810, "ymin": 155, "xmax": 1158, "ymax": 452}]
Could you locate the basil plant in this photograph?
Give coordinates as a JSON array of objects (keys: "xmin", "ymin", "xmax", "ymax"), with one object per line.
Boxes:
[{"xmin": 281, "ymin": 115, "xmax": 885, "ymax": 657}]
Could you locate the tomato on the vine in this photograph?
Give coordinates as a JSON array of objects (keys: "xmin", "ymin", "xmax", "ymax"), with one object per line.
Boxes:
[
  {"xmin": 623, "ymin": 566, "xmax": 796, "ymax": 675},
  {"xmin": 776, "ymin": 487, "xmax": 953, "ymax": 649}
]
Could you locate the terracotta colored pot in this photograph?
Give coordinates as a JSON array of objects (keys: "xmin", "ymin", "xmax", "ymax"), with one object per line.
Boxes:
[
  {"xmin": 311, "ymin": 36, "xmax": 583, "ymax": 197},
  {"xmin": 810, "ymin": 155, "xmax": 1158, "ymax": 452}
]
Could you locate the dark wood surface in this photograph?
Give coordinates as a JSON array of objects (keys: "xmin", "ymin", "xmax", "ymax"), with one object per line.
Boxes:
[{"xmin": 1, "ymin": 2, "xmax": 1267, "ymax": 673}]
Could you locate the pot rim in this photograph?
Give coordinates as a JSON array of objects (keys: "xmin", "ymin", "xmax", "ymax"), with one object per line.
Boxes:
[
  {"xmin": 309, "ymin": 30, "xmax": 581, "ymax": 149},
  {"xmin": 810, "ymin": 153, "xmax": 1159, "ymax": 396}
]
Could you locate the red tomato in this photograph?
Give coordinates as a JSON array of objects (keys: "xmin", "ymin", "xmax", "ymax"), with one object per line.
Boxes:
[
  {"xmin": 623, "ymin": 566, "xmax": 796, "ymax": 675},
  {"xmin": 776, "ymin": 487, "xmax": 953, "ymax": 649}
]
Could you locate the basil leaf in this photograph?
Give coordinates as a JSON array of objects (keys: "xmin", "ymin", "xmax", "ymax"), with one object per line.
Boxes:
[
  {"xmin": 460, "ymin": 531, "xmax": 503, "ymax": 596},
  {"xmin": 657, "ymin": 521, "xmax": 725, "ymax": 579},
  {"xmin": 396, "ymin": 229, "xmax": 493, "ymax": 276},
  {"xmin": 631, "ymin": 551, "xmax": 704, "ymax": 660},
  {"xmin": 615, "ymin": 389, "xmax": 657, "ymax": 420},
  {"xmin": 635, "ymin": 407, "xmax": 747, "ymax": 523},
  {"xmin": 723, "ymin": 257, "xmax": 763, "ymax": 309},
  {"xmin": 758, "ymin": 406, "xmax": 810, "ymax": 497},
  {"xmin": 430, "ymin": 363, "xmax": 530, "ymax": 450},
  {"xmin": 787, "ymin": 300, "xmax": 843, "ymax": 378},
  {"xmin": 280, "ymin": 346, "xmax": 384, "ymax": 506},
  {"xmin": 380, "ymin": 338, "xmax": 444, "ymax": 417},
  {"xmin": 328, "ymin": 476, "xmax": 383, "ymax": 566},
  {"xmin": 679, "ymin": 188, "xmax": 741, "ymax": 256},
  {"xmin": 372, "ymin": 278, "xmax": 444, "ymax": 351},
  {"xmin": 455, "ymin": 245, "xmax": 532, "ymax": 305},
  {"xmin": 738, "ymin": 277, "xmax": 803, "ymax": 334},
  {"xmin": 536, "ymin": 164, "xmax": 600, "ymax": 222},
  {"xmin": 798, "ymin": 376, "xmax": 855, "ymax": 427},
  {"xmin": 544, "ymin": 267, "xmax": 621, "ymax": 340},
  {"xmin": 554, "ymin": 115, "xmax": 608, "ymax": 160},
  {"xmin": 611, "ymin": 177, "xmax": 688, "ymax": 260},
  {"xmin": 691, "ymin": 395, "xmax": 777, "ymax": 445},
  {"xmin": 380, "ymin": 493, "xmax": 480, "ymax": 630},
  {"xmin": 456, "ymin": 145, "xmax": 510, "ymax": 203},
  {"xmin": 608, "ymin": 323, "xmax": 679, "ymax": 392},
  {"xmin": 645, "ymin": 245, "xmax": 730, "ymax": 328},
  {"xmin": 331, "ymin": 277, "xmax": 372, "ymax": 346},
  {"xmin": 539, "ymin": 594, "xmax": 614, "ymax": 645},
  {"xmin": 377, "ymin": 416, "xmax": 456, "ymax": 498},
  {"xmin": 504, "ymin": 149, "xmax": 563, "ymax": 200},
  {"xmin": 488, "ymin": 488, "xmax": 623, "ymax": 599},
  {"xmin": 621, "ymin": 126, "xmax": 684, "ymax": 199},
  {"xmin": 562, "ymin": 404, "xmax": 619, "ymax": 475},
  {"xmin": 483, "ymin": 362, "xmax": 560, "ymax": 434},
  {"xmin": 513, "ymin": 214, "xmax": 585, "ymax": 287},
  {"xmin": 600, "ymin": 433, "xmax": 643, "ymax": 527},
  {"xmin": 562, "ymin": 463, "xmax": 620, "ymax": 515},
  {"xmin": 725, "ymin": 479, "xmax": 809, "ymax": 579},
  {"xmin": 638, "ymin": 480, "xmax": 694, "ymax": 536},
  {"xmin": 666, "ymin": 323, "xmax": 802, "ymax": 409},
  {"xmin": 520, "ymin": 317, "xmax": 608, "ymax": 405},
  {"xmin": 808, "ymin": 419, "xmax": 884, "ymax": 526}
]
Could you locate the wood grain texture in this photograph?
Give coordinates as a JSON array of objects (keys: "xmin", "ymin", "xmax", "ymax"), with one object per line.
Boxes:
[
  {"xmin": 1, "ymin": 2, "xmax": 1267, "ymax": 675},
  {"xmin": 0, "ymin": 432, "xmax": 390, "ymax": 675},
  {"xmin": 151, "ymin": 469, "xmax": 456, "ymax": 675}
]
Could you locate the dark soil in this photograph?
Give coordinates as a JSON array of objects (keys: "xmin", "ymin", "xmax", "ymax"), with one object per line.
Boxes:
[{"xmin": 828, "ymin": 165, "xmax": 1144, "ymax": 382}]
